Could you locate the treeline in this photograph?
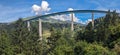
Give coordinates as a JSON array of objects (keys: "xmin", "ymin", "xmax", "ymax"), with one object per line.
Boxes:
[
  {"xmin": 0, "ymin": 19, "xmax": 82, "ymax": 55},
  {"xmin": 76, "ymin": 10, "xmax": 120, "ymax": 55},
  {"xmin": 0, "ymin": 10, "xmax": 120, "ymax": 55}
]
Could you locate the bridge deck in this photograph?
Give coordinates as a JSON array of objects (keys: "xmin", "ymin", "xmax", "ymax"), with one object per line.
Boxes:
[{"xmin": 25, "ymin": 10, "xmax": 119, "ymax": 21}]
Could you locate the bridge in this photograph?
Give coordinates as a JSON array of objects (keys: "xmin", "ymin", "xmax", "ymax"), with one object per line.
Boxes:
[{"xmin": 24, "ymin": 10, "xmax": 120, "ymax": 40}]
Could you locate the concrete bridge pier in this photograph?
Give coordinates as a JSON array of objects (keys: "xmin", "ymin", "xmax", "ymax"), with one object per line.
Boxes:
[
  {"xmin": 39, "ymin": 18, "xmax": 43, "ymax": 55},
  {"xmin": 92, "ymin": 12, "xmax": 94, "ymax": 29},
  {"xmin": 71, "ymin": 13, "xmax": 74, "ymax": 37},
  {"xmin": 71, "ymin": 13, "xmax": 74, "ymax": 31},
  {"xmin": 27, "ymin": 21, "xmax": 30, "ymax": 31},
  {"xmin": 39, "ymin": 18, "xmax": 42, "ymax": 40}
]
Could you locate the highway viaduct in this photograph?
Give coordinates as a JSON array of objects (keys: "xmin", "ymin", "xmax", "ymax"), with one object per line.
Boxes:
[{"xmin": 24, "ymin": 10, "xmax": 120, "ymax": 40}]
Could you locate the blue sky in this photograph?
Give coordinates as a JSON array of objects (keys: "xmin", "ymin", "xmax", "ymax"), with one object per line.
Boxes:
[{"xmin": 0, "ymin": 0, "xmax": 120, "ymax": 23}]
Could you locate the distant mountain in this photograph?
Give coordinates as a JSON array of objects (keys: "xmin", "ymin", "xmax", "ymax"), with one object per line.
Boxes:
[{"xmin": 0, "ymin": 15, "xmax": 86, "ymax": 34}]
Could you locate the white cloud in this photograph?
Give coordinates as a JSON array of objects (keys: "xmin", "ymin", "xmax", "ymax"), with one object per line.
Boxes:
[
  {"xmin": 41, "ymin": 1, "xmax": 51, "ymax": 12},
  {"xmin": 68, "ymin": 8, "xmax": 74, "ymax": 11},
  {"xmin": 49, "ymin": 14, "xmax": 93, "ymax": 24},
  {"xmin": 79, "ymin": 20, "xmax": 86, "ymax": 24},
  {"xmin": 32, "ymin": 1, "xmax": 51, "ymax": 15},
  {"xmin": 49, "ymin": 8, "xmax": 80, "ymax": 23},
  {"xmin": 49, "ymin": 14, "xmax": 80, "ymax": 22},
  {"xmin": 77, "ymin": 19, "xmax": 92, "ymax": 25},
  {"xmin": 32, "ymin": 4, "xmax": 41, "ymax": 15},
  {"xmin": 50, "ymin": 15, "xmax": 70, "ymax": 21},
  {"xmin": 32, "ymin": 4, "xmax": 41, "ymax": 12}
]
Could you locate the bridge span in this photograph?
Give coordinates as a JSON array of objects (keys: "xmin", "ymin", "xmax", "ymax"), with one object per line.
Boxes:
[
  {"xmin": 26, "ymin": 10, "xmax": 117, "ymax": 21},
  {"xmin": 25, "ymin": 10, "xmax": 120, "ymax": 40}
]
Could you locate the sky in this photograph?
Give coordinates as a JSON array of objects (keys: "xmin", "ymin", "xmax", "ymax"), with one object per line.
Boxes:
[{"xmin": 0, "ymin": 0, "xmax": 120, "ymax": 23}]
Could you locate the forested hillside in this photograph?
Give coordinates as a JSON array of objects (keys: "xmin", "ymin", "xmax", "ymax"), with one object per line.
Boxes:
[{"xmin": 0, "ymin": 10, "xmax": 120, "ymax": 55}]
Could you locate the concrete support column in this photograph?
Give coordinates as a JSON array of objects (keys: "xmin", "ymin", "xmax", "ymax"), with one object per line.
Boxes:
[
  {"xmin": 71, "ymin": 13, "xmax": 74, "ymax": 31},
  {"xmin": 92, "ymin": 12, "xmax": 94, "ymax": 29},
  {"xmin": 27, "ymin": 21, "xmax": 30, "ymax": 31},
  {"xmin": 39, "ymin": 18, "xmax": 42, "ymax": 40}
]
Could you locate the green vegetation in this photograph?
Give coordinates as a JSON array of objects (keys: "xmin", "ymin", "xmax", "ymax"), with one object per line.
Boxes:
[{"xmin": 0, "ymin": 10, "xmax": 120, "ymax": 55}]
